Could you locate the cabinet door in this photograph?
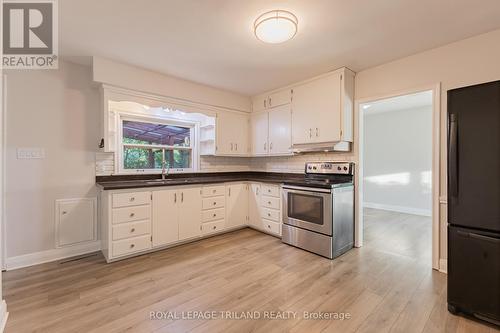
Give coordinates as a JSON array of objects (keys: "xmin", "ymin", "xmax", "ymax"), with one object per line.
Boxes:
[
  {"xmin": 217, "ymin": 112, "xmax": 249, "ymax": 156},
  {"xmin": 250, "ymin": 111, "xmax": 269, "ymax": 155},
  {"xmin": 252, "ymin": 95, "xmax": 268, "ymax": 112},
  {"xmin": 226, "ymin": 183, "xmax": 249, "ymax": 228},
  {"xmin": 248, "ymin": 183, "xmax": 262, "ymax": 229},
  {"xmin": 268, "ymin": 104, "xmax": 292, "ymax": 155},
  {"xmin": 152, "ymin": 189, "xmax": 178, "ymax": 247},
  {"xmin": 291, "ymin": 72, "xmax": 342, "ymax": 144},
  {"xmin": 268, "ymin": 89, "xmax": 291, "ymax": 108},
  {"xmin": 178, "ymin": 187, "xmax": 202, "ymax": 240}
]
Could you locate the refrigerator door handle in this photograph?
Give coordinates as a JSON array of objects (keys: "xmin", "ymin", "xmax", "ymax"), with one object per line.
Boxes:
[
  {"xmin": 457, "ymin": 230, "xmax": 500, "ymax": 243},
  {"xmin": 449, "ymin": 114, "xmax": 459, "ymax": 197}
]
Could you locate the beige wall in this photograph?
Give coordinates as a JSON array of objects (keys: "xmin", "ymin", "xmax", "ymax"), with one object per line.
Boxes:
[
  {"xmin": 354, "ymin": 28, "xmax": 500, "ymax": 260},
  {"xmin": 5, "ymin": 62, "xmax": 100, "ymax": 258}
]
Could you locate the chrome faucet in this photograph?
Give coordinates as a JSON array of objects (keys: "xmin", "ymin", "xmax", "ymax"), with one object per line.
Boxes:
[{"xmin": 161, "ymin": 159, "xmax": 170, "ymax": 180}]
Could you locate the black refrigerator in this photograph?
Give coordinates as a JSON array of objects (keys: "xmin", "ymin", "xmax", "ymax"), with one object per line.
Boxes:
[{"xmin": 447, "ymin": 80, "xmax": 500, "ymax": 326}]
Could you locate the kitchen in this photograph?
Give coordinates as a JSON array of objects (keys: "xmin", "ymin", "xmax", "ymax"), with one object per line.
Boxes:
[{"xmin": 1, "ymin": 1, "xmax": 500, "ymax": 332}]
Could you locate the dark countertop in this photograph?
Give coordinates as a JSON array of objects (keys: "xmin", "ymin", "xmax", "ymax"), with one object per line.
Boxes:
[{"xmin": 96, "ymin": 171, "xmax": 306, "ymax": 190}]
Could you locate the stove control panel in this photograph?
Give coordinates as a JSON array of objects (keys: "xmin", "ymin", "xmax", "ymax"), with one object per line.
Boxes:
[{"xmin": 305, "ymin": 162, "xmax": 353, "ymax": 175}]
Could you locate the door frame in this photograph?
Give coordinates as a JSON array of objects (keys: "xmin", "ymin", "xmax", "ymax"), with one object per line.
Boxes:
[{"xmin": 355, "ymin": 83, "xmax": 441, "ymax": 270}]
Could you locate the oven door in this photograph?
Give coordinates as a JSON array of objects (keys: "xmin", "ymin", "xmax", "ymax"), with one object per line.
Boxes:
[{"xmin": 282, "ymin": 186, "xmax": 333, "ymax": 236}]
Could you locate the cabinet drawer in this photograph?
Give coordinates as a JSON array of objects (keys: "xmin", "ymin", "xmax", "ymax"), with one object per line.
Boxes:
[
  {"xmin": 202, "ymin": 196, "xmax": 225, "ymax": 210},
  {"xmin": 112, "ymin": 235, "xmax": 151, "ymax": 257},
  {"xmin": 202, "ymin": 185, "xmax": 225, "ymax": 197},
  {"xmin": 112, "ymin": 205, "xmax": 150, "ymax": 224},
  {"xmin": 201, "ymin": 220, "xmax": 225, "ymax": 235},
  {"xmin": 112, "ymin": 192, "xmax": 150, "ymax": 208},
  {"xmin": 202, "ymin": 208, "xmax": 225, "ymax": 222},
  {"xmin": 262, "ymin": 184, "xmax": 280, "ymax": 197},
  {"xmin": 262, "ymin": 219, "xmax": 281, "ymax": 236},
  {"xmin": 261, "ymin": 196, "xmax": 280, "ymax": 210},
  {"xmin": 112, "ymin": 220, "xmax": 151, "ymax": 241},
  {"xmin": 261, "ymin": 207, "xmax": 280, "ymax": 222}
]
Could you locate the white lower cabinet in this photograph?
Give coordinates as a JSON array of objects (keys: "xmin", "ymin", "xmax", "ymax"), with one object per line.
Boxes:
[
  {"xmin": 225, "ymin": 183, "xmax": 249, "ymax": 229},
  {"xmin": 100, "ymin": 181, "xmax": 282, "ymax": 263},
  {"xmin": 178, "ymin": 187, "xmax": 202, "ymax": 240},
  {"xmin": 152, "ymin": 189, "xmax": 178, "ymax": 247},
  {"xmin": 247, "ymin": 182, "xmax": 282, "ymax": 237}
]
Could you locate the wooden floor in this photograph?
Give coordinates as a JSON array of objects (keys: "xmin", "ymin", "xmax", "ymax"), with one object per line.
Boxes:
[{"xmin": 3, "ymin": 209, "xmax": 499, "ymax": 332}]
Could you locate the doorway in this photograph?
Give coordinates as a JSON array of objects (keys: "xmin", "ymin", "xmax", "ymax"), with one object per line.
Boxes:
[{"xmin": 357, "ymin": 87, "xmax": 440, "ymax": 270}]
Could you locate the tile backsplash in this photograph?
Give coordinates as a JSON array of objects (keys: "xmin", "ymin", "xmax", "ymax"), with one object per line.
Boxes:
[{"xmin": 95, "ymin": 152, "xmax": 355, "ymax": 176}]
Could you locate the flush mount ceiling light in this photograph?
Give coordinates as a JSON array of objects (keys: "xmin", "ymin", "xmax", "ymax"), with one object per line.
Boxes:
[{"xmin": 254, "ymin": 10, "xmax": 298, "ymax": 44}]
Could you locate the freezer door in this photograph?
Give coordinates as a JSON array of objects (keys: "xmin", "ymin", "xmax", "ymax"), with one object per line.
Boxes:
[
  {"xmin": 447, "ymin": 80, "xmax": 500, "ymax": 232},
  {"xmin": 448, "ymin": 226, "xmax": 500, "ymax": 323}
]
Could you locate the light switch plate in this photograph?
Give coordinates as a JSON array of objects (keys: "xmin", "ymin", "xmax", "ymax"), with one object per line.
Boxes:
[{"xmin": 17, "ymin": 148, "xmax": 45, "ymax": 159}]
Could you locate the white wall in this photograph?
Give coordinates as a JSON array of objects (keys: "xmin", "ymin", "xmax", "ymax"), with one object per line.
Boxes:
[
  {"xmin": 5, "ymin": 61, "xmax": 100, "ymax": 259},
  {"xmin": 93, "ymin": 57, "xmax": 251, "ymax": 113},
  {"xmin": 363, "ymin": 106, "xmax": 432, "ymax": 216},
  {"xmin": 354, "ymin": 28, "xmax": 500, "ymax": 261}
]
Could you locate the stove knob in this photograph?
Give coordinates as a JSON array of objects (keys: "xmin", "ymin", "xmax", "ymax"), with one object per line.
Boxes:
[
  {"xmin": 343, "ymin": 166, "xmax": 348, "ymax": 171},
  {"xmin": 337, "ymin": 166, "xmax": 342, "ymax": 171},
  {"xmin": 308, "ymin": 166, "xmax": 312, "ymax": 170},
  {"xmin": 313, "ymin": 166, "xmax": 317, "ymax": 170}
]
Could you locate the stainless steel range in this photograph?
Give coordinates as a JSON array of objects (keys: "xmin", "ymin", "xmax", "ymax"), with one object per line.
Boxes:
[{"xmin": 282, "ymin": 162, "xmax": 354, "ymax": 259}]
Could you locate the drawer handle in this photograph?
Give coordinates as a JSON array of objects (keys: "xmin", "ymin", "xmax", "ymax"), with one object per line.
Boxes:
[
  {"xmin": 213, "ymin": 226, "xmax": 217, "ymax": 230},
  {"xmin": 268, "ymin": 213, "xmax": 271, "ymax": 217},
  {"xmin": 268, "ymin": 189, "xmax": 271, "ymax": 193},
  {"xmin": 130, "ymin": 244, "xmax": 135, "ymax": 248},
  {"xmin": 130, "ymin": 228, "xmax": 135, "ymax": 233},
  {"xmin": 130, "ymin": 197, "xmax": 135, "ymax": 202},
  {"xmin": 130, "ymin": 213, "xmax": 135, "ymax": 217},
  {"xmin": 213, "ymin": 202, "xmax": 217, "ymax": 205},
  {"xmin": 212, "ymin": 189, "xmax": 216, "ymax": 193},
  {"xmin": 267, "ymin": 225, "xmax": 271, "ymax": 229},
  {"xmin": 213, "ymin": 213, "xmax": 217, "ymax": 217},
  {"xmin": 268, "ymin": 201, "xmax": 271, "ymax": 205}
]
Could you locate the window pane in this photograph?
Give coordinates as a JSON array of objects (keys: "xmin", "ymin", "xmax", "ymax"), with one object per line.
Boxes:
[
  {"xmin": 122, "ymin": 120, "xmax": 191, "ymax": 147},
  {"xmin": 165, "ymin": 149, "xmax": 191, "ymax": 169},
  {"xmin": 123, "ymin": 147, "xmax": 163, "ymax": 169}
]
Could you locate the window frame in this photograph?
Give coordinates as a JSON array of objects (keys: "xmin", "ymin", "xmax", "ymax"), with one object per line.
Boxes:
[{"xmin": 117, "ymin": 114, "xmax": 199, "ymax": 174}]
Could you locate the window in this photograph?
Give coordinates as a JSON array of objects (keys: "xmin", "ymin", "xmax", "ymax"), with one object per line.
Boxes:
[{"xmin": 120, "ymin": 118, "xmax": 196, "ymax": 172}]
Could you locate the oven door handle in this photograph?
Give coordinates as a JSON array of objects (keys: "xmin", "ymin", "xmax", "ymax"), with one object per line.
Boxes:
[{"xmin": 282, "ymin": 185, "xmax": 332, "ymax": 194}]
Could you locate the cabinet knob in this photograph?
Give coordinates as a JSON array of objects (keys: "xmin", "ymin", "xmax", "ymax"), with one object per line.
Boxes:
[
  {"xmin": 213, "ymin": 226, "xmax": 217, "ymax": 230},
  {"xmin": 268, "ymin": 213, "xmax": 271, "ymax": 217},
  {"xmin": 130, "ymin": 244, "xmax": 135, "ymax": 248},
  {"xmin": 130, "ymin": 197, "xmax": 135, "ymax": 202},
  {"xmin": 268, "ymin": 201, "xmax": 271, "ymax": 205},
  {"xmin": 213, "ymin": 213, "xmax": 217, "ymax": 217},
  {"xmin": 130, "ymin": 228, "xmax": 135, "ymax": 233},
  {"xmin": 213, "ymin": 202, "xmax": 217, "ymax": 205},
  {"xmin": 130, "ymin": 213, "xmax": 135, "ymax": 217},
  {"xmin": 267, "ymin": 225, "xmax": 271, "ymax": 229},
  {"xmin": 212, "ymin": 189, "xmax": 216, "ymax": 193}
]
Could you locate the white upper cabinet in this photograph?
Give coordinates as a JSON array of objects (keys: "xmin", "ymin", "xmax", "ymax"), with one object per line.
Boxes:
[
  {"xmin": 291, "ymin": 68, "xmax": 355, "ymax": 148},
  {"xmin": 216, "ymin": 111, "xmax": 249, "ymax": 156},
  {"xmin": 250, "ymin": 88, "xmax": 293, "ymax": 157},
  {"xmin": 250, "ymin": 111, "xmax": 269, "ymax": 155},
  {"xmin": 252, "ymin": 89, "xmax": 292, "ymax": 112},
  {"xmin": 268, "ymin": 104, "xmax": 292, "ymax": 155}
]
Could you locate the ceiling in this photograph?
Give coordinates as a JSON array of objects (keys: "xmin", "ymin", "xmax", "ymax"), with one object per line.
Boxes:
[
  {"xmin": 60, "ymin": 0, "xmax": 500, "ymax": 96},
  {"xmin": 362, "ymin": 90, "xmax": 433, "ymax": 114}
]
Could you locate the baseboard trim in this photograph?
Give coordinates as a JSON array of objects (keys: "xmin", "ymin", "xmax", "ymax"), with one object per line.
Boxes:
[
  {"xmin": 0, "ymin": 300, "xmax": 8, "ymax": 333},
  {"xmin": 364, "ymin": 202, "xmax": 432, "ymax": 217},
  {"xmin": 5, "ymin": 241, "xmax": 101, "ymax": 271},
  {"xmin": 439, "ymin": 259, "xmax": 448, "ymax": 274}
]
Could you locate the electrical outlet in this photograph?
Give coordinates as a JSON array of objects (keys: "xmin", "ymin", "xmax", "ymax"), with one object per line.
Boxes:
[{"xmin": 17, "ymin": 148, "xmax": 45, "ymax": 159}]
